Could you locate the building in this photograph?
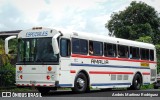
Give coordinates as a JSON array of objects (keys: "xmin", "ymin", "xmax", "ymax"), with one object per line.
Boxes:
[{"xmin": 0, "ymin": 30, "xmax": 21, "ymax": 40}]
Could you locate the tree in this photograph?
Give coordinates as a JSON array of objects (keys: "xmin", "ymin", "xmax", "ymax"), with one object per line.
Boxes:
[
  {"xmin": 136, "ymin": 36, "xmax": 152, "ymax": 43},
  {"xmin": 106, "ymin": 1, "xmax": 160, "ymax": 44},
  {"xmin": 0, "ymin": 38, "xmax": 17, "ymax": 66},
  {"xmin": 105, "ymin": 1, "xmax": 160, "ymax": 73},
  {"xmin": 0, "ymin": 39, "xmax": 9, "ymax": 65}
]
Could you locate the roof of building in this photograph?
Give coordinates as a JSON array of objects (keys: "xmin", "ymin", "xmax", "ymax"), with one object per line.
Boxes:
[{"xmin": 0, "ymin": 30, "xmax": 22, "ymax": 36}]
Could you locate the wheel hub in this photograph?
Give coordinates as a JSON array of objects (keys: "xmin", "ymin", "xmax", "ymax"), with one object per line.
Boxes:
[{"xmin": 77, "ymin": 78, "xmax": 85, "ymax": 88}]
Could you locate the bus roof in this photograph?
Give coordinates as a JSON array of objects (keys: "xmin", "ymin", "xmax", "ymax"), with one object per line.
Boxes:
[
  {"xmin": 56, "ymin": 28, "xmax": 155, "ymax": 49},
  {"xmin": 19, "ymin": 27, "xmax": 155, "ymax": 49}
]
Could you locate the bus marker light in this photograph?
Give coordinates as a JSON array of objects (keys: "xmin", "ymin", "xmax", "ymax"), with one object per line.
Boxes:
[
  {"xmin": 19, "ymin": 66, "xmax": 22, "ymax": 71},
  {"xmin": 20, "ymin": 75, "xmax": 23, "ymax": 79},
  {"xmin": 48, "ymin": 66, "xmax": 52, "ymax": 71},
  {"xmin": 47, "ymin": 75, "xmax": 50, "ymax": 80}
]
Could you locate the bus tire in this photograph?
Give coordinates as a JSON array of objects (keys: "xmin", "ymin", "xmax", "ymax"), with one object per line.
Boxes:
[
  {"xmin": 37, "ymin": 87, "xmax": 50, "ymax": 94},
  {"xmin": 72, "ymin": 72, "xmax": 88, "ymax": 93},
  {"xmin": 131, "ymin": 74, "xmax": 142, "ymax": 90},
  {"xmin": 154, "ymin": 84, "xmax": 159, "ymax": 89}
]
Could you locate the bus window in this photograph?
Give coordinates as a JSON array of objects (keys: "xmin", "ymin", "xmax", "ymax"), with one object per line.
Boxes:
[
  {"xmin": 72, "ymin": 38, "xmax": 80, "ymax": 54},
  {"xmin": 89, "ymin": 41, "xmax": 103, "ymax": 56},
  {"xmin": 72, "ymin": 38, "xmax": 88, "ymax": 55},
  {"xmin": 118, "ymin": 45, "xmax": 128, "ymax": 58},
  {"xmin": 140, "ymin": 48, "xmax": 149, "ymax": 60},
  {"xmin": 104, "ymin": 43, "xmax": 116, "ymax": 57},
  {"xmin": 60, "ymin": 38, "xmax": 70, "ymax": 57},
  {"xmin": 150, "ymin": 50, "xmax": 154, "ymax": 61},
  {"xmin": 80, "ymin": 39, "xmax": 88, "ymax": 55},
  {"xmin": 130, "ymin": 47, "xmax": 140, "ymax": 59},
  {"xmin": 89, "ymin": 41, "xmax": 93, "ymax": 55}
]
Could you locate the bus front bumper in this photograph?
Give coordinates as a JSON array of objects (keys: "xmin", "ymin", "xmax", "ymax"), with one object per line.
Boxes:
[{"xmin": 15, "ymin": 81, "xmax": 59, "ymax": 87}]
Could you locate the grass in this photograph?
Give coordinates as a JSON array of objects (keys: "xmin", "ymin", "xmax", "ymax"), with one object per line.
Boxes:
[
  {"xmin": 141, "ymin": 84, "xmax": 154, "ymax": 90},
  {"xmin": 0, "ymin": 87, "xmax": 34, "ymax": 92}
]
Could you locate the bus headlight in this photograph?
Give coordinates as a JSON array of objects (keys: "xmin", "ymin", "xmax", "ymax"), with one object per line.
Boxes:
[{"xmin": 51, "ymin": 75, "xmax": 54, "ymax": 80}]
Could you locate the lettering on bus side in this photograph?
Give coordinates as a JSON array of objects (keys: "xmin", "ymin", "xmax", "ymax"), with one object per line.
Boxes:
[
  {"xmin": 91, "ymin": 59, "xmax": 109, "ymax": 64},
  {"xmin": 26, "ymin": 31, "xmax": 48, "ymax": 37}
]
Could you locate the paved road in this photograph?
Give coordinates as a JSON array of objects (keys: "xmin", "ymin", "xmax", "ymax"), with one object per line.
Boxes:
[
  {"xmin": 42, "ymin": 89, "xmax": 160, "ymax": 97},
  {"xmin": 1, "ymin": 89, "xmax": 160, "ymax": 100}
]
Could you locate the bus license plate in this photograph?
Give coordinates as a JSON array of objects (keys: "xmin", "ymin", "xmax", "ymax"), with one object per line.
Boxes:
[{"xmin": 30, "ymin": 81, "xmax": 36, "ymax": 84}]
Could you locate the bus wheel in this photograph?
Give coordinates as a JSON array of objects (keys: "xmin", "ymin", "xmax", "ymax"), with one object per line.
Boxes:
[
  {"xmin": 37, "ymin": 87, "xmax": 50, "ymax": 94},
  {"xmin": 72, "ymin": 73, "xmax": 87, "ymax": 93},
  {"xmin": 154, "ymin": 83, "xmax": 159, "ymax": 89},
  {"xmin": 131, "ymin": 74, "xmax": 142, "ymax": 90}
]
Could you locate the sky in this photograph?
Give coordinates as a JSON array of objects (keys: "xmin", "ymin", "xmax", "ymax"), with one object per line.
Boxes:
[{"xmin": 0, "ymin": 0, "xmax": 160, "ymax": 36}]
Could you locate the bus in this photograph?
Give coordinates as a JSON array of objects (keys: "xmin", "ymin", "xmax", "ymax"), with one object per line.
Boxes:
[{"xmin": 5, "ymin": 27, "xmax": 157, "ymax": 94}]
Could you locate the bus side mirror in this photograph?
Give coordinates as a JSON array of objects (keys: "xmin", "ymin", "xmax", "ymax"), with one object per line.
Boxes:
[
  {"xmin": 52, "ymin": 33, "xmax": 61, "ymax": 54},
  {"xmin": 5, "ymin": 36, "xmax": 17, "ymax": 54}
]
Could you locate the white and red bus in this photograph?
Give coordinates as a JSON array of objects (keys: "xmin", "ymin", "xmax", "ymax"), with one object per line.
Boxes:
[{"xmin": 5, "ymin": 27, "xmax": 157, "ymax": 94}]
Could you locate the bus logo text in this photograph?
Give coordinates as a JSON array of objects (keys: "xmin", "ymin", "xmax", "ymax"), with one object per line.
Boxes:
[
  {"xmin": 91, "ymin": 59, "xmax": 108, "ymax": 64},
  {"xmin": 26, "ymin": 31, "xmax": 48, "ymax": 37}
]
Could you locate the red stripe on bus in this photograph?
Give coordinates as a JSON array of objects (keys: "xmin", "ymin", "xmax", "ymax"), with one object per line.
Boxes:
[
  {"xmin": 72, "ymin": 54, "xmax": 156, "ymax": 64},
  {"xmin": 142, "ymin": 72, "xmax": 150, "ymax": 75},
  {"xmin": 89, "ymin": 71, "xmax": 134, "ymax": 74},
  {"xmin": 70, "ymin": 70, "xmax": 76, "ymax": 73}
]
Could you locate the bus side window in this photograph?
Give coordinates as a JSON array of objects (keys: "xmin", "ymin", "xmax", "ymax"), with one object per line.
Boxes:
[
  {"xmin": 89, "ymin": 41, "xmax": 103, "ymax": 56},
  {"xmin": 104, "ymin": 43, "xmax": 116, "ymax": 57},
  {"xmin": 72, "ymin": 38, "xmax": 88, "ymax": 55},
  {"xmin": 80, "ymin": 39, "xmax": 88, "ymax": 55},
  {"xmin": 150, "ymin": 50, "xmax": 154, "ymax": 61},
  {"xmin": 140, "ymin": 48, "xmax": 149, "ymax": 60},
  {"xmin": 89, "ymin": 41, "xmax": 93, "ymax": 55},
  {"xmin": 72, "ymin": 38, "xmax": 80, "ymax": 54},
  {"xmin": 60, "ymin": 38, "xmax": 70, "ymax": 57},
  {"xmin": 130, "ymin": 47, "xmax": 139, "ymax": 59},
  {"xmin": 118, "ymin": 45, "xmax": 128, "ymax": 58}
]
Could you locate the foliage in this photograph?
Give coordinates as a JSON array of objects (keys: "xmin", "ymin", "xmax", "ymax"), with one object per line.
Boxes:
[
  {"xmin": 0, "ymin": 38, "xmax": 18, "ymax": 65},
  {"xmin": 155, "ymin": 44, "xmax": 160, "ymax": 73},
  {"xmin": 141, "ymin": 84, "xmax": 154, "ymax": 90},
  {"xmin": 106, "ymin": 1, "xmax": 160, "ymax": 73},
  {"xmin": 0, "ymin": 63, "xmax": 15, "ymax": 86},
  {"xmin": 0, "ymin": 39, "xmax": 10, "ymax": 65},
  {"xmin": 106, "ymin": 1, "xmax": 160, "ymax": 44},
  {"xmin": 136, "ymin": 36, "xmax": 153, "ymax": 43},
  {"xmin": 9, "ymin": 38, "xmax": 18, "ymax": 54}
]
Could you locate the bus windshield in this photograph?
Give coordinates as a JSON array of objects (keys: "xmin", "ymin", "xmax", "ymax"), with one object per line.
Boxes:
[{"xmin": 18, "ymin": 37, "xmax": 58, "ymax": 63}]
